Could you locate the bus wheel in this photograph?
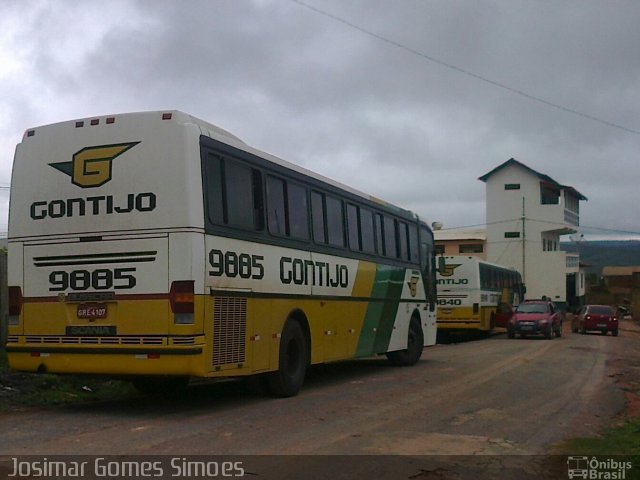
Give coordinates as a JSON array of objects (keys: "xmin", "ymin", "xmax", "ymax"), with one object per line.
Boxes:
[
  {"xmin": 132, "ymin": 376, "xmax": 189, "ymax": 395},
  {"xmin": 268, "ymin": 320, "xmax": 308, "ymax": 397},
  {"xmin": 386, "ymin": 316, "xmax": 424, "ymax": 366}
]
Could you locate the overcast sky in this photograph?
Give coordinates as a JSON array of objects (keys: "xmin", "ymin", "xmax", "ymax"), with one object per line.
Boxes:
[{"xmin": 1, "ymin": 0, "xmax": 639, "ymax": 240}]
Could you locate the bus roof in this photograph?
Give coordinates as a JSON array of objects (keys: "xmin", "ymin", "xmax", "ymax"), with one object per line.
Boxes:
[{"xmin": 22, "ymin": 110, "xmax": 419, "ymax": 222}]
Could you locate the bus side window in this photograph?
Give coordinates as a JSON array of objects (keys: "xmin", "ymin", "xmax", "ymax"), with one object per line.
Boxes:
[
  {"xmin": 375, "ymin": 213, "xmax": 384, "ymax": 255},
  {"xmin": 224, "ymin": 159, "xmax": 259, "ymax": 229},
  {"xmin": 204, "ymin": 153, "xmax": 225, "ymax": 225},
  {"xmin": 383, "ymin": 216, "xmax": 397, "ymax": 258},
  {"xmin": 266, "ymin": 176, "xmax": 286, "ymax": 235},
  {"xmin": 347, "ymin": 203, "xmax": 360, "ymax": 251},
  {"xmin": 360, "ymin": 208, "xmax": 376, "ymax": 254},
  {"xmin": 267, "ymin": 176, "xmax": 309, "ymax": 240},
  {"xmin": 287, "ymin": 182, "xmax": 309, "ymax": 240},
  {"xmin": 398, "ymin": 221, "xmax": 409, "ymax": 261},
  {"xmin": 204, "ymin": 153, "xmax": 263, "ymax": 231},
  {"xmin": 311, "ymin": 191, "xmax": 326, "ymax": 244},
  {"xmin": 326, "ymin": 195, "xmax": 345, "ymax": 247},
  {"xmin": 408, "ymin": 224, "xmax": 419, "ymax": 263}
]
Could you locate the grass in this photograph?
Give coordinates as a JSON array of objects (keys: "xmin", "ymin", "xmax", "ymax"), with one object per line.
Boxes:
[
  {"xmin": 559, "ymin": 419, "xmax": 640, "ymax": 456},
  {"xmin": 0, "ymin": 349, "xmax": 135, "ymax": 411}
]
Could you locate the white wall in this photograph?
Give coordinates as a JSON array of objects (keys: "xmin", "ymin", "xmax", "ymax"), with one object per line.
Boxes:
[{"xmin": 484, "ymin": 163, "xmax": 576, "ymax": 304}]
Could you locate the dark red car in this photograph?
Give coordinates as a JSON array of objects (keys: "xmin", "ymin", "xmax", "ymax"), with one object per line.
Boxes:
[
  {"xmin": 572, "ymin": 305, "xmax": 619, "ymax": 336},
  {"xmin": 507, "ymin": 300, "xmax": 562, "ymax": 339}
]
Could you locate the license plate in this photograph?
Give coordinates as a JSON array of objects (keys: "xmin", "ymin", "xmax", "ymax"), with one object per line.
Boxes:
[
  {"xmin": 77, "ymin": 303, "xmax": 108, "ymax": 319},
  {"xmin": 521, "ymin": 325, "xmax": 534, "ymax": 331},
  {"xmin": 597, "ymin": 323, "xmax": 608, "ymax": 327}
]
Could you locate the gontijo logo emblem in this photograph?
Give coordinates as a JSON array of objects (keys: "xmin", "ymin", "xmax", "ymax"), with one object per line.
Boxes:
[
  {"xmin": 49, "ymin": 142, "xmax": 139, "ymax": 188},
  {"xmin": 439, "ymin": 263, "xmax": 461, "ymax": 277}
]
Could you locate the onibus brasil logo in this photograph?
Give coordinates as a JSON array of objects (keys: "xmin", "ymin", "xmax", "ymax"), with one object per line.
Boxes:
[
  {"xmin": 567, "ymin": 456, "xmax": 633, "ymax": 479},
  {"xmin": 50, "ymin": 142, "xmax": 139, "ymax": 188}
]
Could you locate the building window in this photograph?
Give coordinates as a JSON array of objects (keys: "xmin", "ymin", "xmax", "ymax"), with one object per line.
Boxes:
[
  {"xmin": 435, "ymin": 244, "xmax": 445, "ymax": 255},
  {"xmin": 540, "ymin": 184, "xmax": 560, "ymax": 205},
  {"xmin": 459, "ymin": 243, "xmax": 483, "ymax": 254},
  {"xmin": 504, "ymin": 183, "xmax": 520, "ymax": 190},
  {"xmin": 504, "ymin": 232, "xmax": 521, "ymax": 238}
]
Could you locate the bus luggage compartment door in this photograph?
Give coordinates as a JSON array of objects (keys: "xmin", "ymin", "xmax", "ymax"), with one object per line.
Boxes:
[{"xmin": 23, "ymin": 236, "xmax": 169, "ymax": 336}]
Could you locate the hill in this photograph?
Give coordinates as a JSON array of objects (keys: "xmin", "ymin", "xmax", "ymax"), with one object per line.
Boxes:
[{"xmin": 562, "ymin": 240, "xmax": 640, "ymax": 276}]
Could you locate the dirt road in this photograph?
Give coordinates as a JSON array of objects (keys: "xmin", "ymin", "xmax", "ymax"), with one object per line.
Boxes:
[{"xmin": 1, "ymin": 320, "xmax": 638, "ymax": 478}]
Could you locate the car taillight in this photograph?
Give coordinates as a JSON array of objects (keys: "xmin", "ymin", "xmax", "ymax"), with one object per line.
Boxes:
[
  {"xmin": 8, "ymin": 286, "xmax": 23, "ymax": 325},
  {"xmin": 585, "ymin": 315, "xmax": 591, "ymax": 321},
  {"xmin": 170, "ymin": 281, "xmax": 194, "ymax": 324}
]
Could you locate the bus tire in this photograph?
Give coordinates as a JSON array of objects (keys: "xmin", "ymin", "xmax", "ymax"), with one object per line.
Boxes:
[
  {"xmin": 386, "ymin": 316, "xmax": 424, "ymax": 367},
  {"xmin": 268, "ymin": 320, "xmax": 308, "ymax": 397}
]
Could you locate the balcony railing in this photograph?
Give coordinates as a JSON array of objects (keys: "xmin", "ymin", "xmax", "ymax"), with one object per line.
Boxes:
[
  {"xmin": 566, "ymin": 253, "xmax": 579, "ymax": 270},
  {"xmin": 564, "ymin": 209, "xmax": 579, "ymax": 226}
]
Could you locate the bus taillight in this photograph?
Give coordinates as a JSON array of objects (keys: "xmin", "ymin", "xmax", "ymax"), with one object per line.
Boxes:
[
  {"xmin": 170, "ymin": 281, "xmax": 194, "ymax": 324},
  {"xmin": 8, "ymin": 286, "xmax": 23, "ymax": 325}
]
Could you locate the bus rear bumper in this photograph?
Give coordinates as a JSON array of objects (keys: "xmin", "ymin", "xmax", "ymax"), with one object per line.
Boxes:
[
  {"xmin": 437, "ymin": 320, "xmax": 483, "ymax": 331},
  {"xmin": 6, "ymin": 346, "xmax": 206, "ymax": 377}
]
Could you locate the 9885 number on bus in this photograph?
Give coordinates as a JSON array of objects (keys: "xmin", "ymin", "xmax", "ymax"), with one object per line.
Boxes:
[{"xmin": 48, "ymin": 268, "xmax": 137, "ymax": 291}]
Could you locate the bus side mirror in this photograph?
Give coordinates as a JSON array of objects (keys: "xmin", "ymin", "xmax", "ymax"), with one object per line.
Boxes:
[{"xmin": 437, "ymin": 256, "xmax": 446, "ymax": 273}]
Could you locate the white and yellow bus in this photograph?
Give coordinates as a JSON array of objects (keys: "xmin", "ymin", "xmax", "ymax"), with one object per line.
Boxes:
[
  {"xmin": 436, "ymin": 256, "xmax": 523, "ymax": 335},
  {"xmin": 6, "ymin": 111, "xmax": 438, "ymax": 396}
]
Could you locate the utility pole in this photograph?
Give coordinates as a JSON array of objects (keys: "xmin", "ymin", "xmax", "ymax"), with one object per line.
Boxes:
[{"xmin": 521, "ymin": 197, "xmax": 526, "ymax": 286}]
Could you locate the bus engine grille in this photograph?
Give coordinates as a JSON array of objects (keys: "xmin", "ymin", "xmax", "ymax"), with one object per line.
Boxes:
[{"xmin": 212, "ymin": 297, "xmax": 247, "ymax": 366}]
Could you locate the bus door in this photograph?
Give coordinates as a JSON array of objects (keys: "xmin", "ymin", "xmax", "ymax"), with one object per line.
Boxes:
[{"xmin": 419, "ymin": 226, "xmax": 436, "ymax": 312}]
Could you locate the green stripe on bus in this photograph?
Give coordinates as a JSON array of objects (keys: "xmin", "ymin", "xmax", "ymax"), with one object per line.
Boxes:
[{"xmin": 355, "ymin": 265, "xmax": 405, "ymax": 357}]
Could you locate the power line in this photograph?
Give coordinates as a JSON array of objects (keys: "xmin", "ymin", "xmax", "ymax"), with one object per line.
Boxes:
[
  {"xmin": 526, "ymin": 218, "xmax": 640, "ymax": 237},
  {"xmin": 439, "ymin": 217, "xmax": 640, "ymax": 238},
  {"xmin": 290, "ymin": 0, "xmax": 640, "ymax": 135},
  {"xmin": 438, "ymin": 218, "xmax": 522, "ymax": 231}
]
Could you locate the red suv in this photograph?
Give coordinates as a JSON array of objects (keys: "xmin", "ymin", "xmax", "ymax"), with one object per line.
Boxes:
[
  {"xmin": 572, "ymin": 305, "xmax": 619, "ymax": 336},
  {"xmin": 507, "ymin": 300, "xmax": 562, "ymax": 339}
]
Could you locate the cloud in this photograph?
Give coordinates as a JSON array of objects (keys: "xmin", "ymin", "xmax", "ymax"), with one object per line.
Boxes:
[{"xmin": 0, "ymin": 0, "xmax": 639, "ymax": 238}]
